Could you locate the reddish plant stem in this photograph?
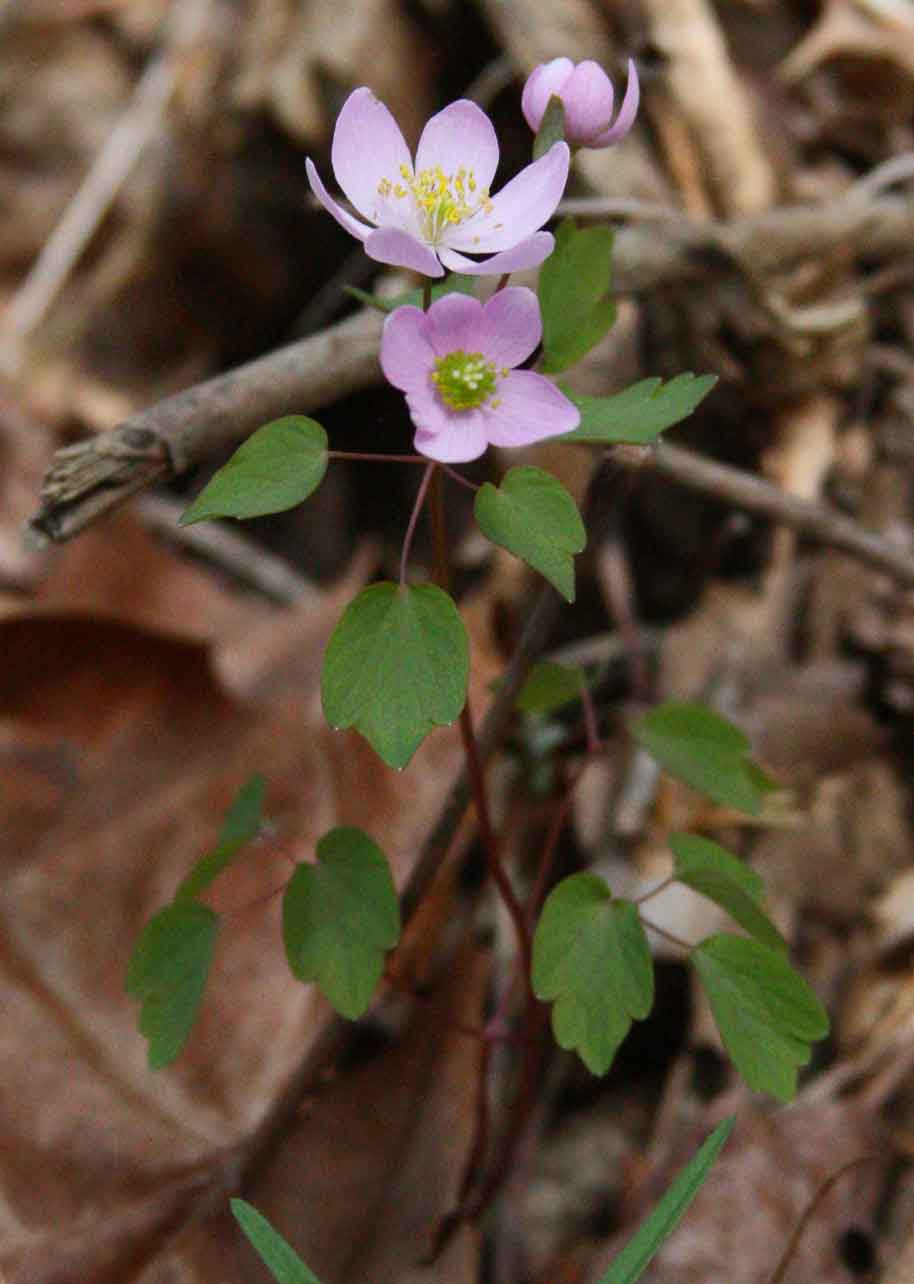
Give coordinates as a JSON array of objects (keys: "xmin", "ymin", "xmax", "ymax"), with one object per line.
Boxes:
[
  {"xmin": 527, "ymin": 684, "xmax": 603, "ymax": 925},
  {"xmin": 430, "ymin": 468, "xmax": 534, "ymax": 990},
  {"xmin": 428, "ymin": 464, "xmax": 549, "ymax": 1239},
  {"xmin": 526, "ymin": 759, "xmax": 587, "ymax": 928},
  {"xmin": 399, "ymin": 461, "xmax": 436, "ymax": 587},
  {"xmin": 328, "ymin": 449, "xmax": 475, "ymax": 493},
  {"xmin": 495, "ymin": 272, "xmax": 511, "ymax": 292},
  {"xmin": 458, "ymin": 703, "xmax": 533, "ymax": 989}
]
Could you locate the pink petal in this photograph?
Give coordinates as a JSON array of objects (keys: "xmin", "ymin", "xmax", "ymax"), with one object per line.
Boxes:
[
  {"xmin": 475, "ymin": 287, "xmax": 541, "ymax": 367},
  {"xmin": 484, "ymin": 370, "xmax": 580, "ymax": 448},
  {"xmin": 330, "ymin": 88, "xmax": 415, "ymax": 225},
  {"xmin": 591, "ymin": 60, "xmax": 640, "ymax": 147},
  {"xmin": 380, "ymin": 307, "xmax": 435, "ymax": 390},
  {"xmin": 443, "ymin": 143, "xmax": 569, "ymax": 253},
  {"xmin": 562, "ymin": 61, "xmax": 615, "ymax": 145},
  {"xmin": 411, "ymin": 399, "xmax": 490, "ymax": 463},
  {"xmin": 423, "ymin": 292, "xmax": 485, "ymax": 356},
  {"xmin": 414, "ymin": 100, "xmax": 499, "ymax": 196},
  {"xmin": 438, "ymin": 232, "xmax": 555, "ymax": 277},
  {"xmin": 363, "ymin": 227, "xmax": 444, "ymax": 277},
  {"xmin": 306, "ymin": 158, "xmax": 371, "ymax": 242},
  {"xmin": 521, "ymin": 58, "xmax": 574, "ymax": 133}
]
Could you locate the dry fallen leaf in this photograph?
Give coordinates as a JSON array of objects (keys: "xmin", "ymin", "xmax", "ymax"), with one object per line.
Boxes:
[{"xmin": 0, "ymin": 508, "xmax": 499, "ymax": 1283}]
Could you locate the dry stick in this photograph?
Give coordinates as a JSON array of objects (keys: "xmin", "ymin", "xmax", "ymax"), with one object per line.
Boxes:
[
  {"xmin": 137, "ymin": 494, "xmax": 321, "ymax": 606},
  {"xmin": 614, "ymin": 441, "xmax": 914, "ymax": 588},
  {"xmin": 766, "ymin": 1156, "xmax": 879, "ymax": 1284},
  {"xmin": 0, "ymin": 0, "xmax": 212, "ymax": 376},
  {"xmin": 27, "ymin": 304, "xmax": 384, "ymax": 546},
  {"xmin": 25, "ymin": 190, "xmax": 914, "ymax": 547}
]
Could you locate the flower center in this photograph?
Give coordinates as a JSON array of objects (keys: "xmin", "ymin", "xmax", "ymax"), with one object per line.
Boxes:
[
  {"xmin": 377, "ymin": 164, "xmax": 493, "ymax": 243},
  {"xmin": 431, "ymin": 351, "xmax": 499, "ymax": 411}
]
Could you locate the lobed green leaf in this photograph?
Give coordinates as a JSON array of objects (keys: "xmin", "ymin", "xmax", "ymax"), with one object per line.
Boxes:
[
  {"xmin": 474, "ymin": 466, "xmax": 586, "ymax": 602},
  {"xmin": 538, "ymin": 219, "xmax": 616, "ymax": 374},
  {"xmin": 231, "ymin": 1200, "xmax": 324, "ymax": 1284},
  {"xmin": 560, "ymin": 374, "xmax": 718, "ymax": 445},
  {"xmin": 175, "ymin": 774, "xmax": 266, "ymax": 902},
  {"xmin": 180, "ymin": 417, "xmax": 328, "ymax": 524},
  {"xmin": 669, "ymin": 832, "xmax": 786, "ymax": 952},
  {"xmin": 632, "ymin": 700, "xmax": 764, "ymax": 815},
  {"xmin": 533, "ymin": 874, "xmax": 654, "ymax": 1075},
  {"xmin": 283, "ymin": 826, "xmax": 400, "ymax": 1019},
  {"xmin": 692, "ymin": 934, "xmax": 829, "ymax": 1100},
  {"xmin": 321, "ymin": 582, "xmax": 469, "ymax": 769},
  {"xmin": 597, "ymin": 1117, "xmax": 735, "ymax": 1284},
  {"xmin": 126, "ymin": 900, "xmax": 218, "ymax": 1069}
]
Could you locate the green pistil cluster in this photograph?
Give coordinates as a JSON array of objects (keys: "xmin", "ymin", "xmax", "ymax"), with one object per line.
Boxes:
[{"xmin": 431, "ymin": 351, "xmax": 500, "ymax": 411}]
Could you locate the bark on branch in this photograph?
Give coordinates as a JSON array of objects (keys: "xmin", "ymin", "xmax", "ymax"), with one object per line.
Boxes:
[
  {"xmin": 26, "ymin": 193, "xmax": 914, "ymax": 567},
  {"xmin": 27, "ymin": 306, "xmax": 383, "ymax": 545}
]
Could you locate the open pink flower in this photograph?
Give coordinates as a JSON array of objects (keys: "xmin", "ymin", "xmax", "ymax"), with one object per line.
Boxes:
[
  {"xmin": 380, "ymin": 288, "xmax": 580, "ymax": 462},
  {"xmin": 522, "ymin": 58, "xmax": 639, "ymax": 150},
  {"xmin": 306, "ymin": 89, "xmax": 570, "ymax": 279}
]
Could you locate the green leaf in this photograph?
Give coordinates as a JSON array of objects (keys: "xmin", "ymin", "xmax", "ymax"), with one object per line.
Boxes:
[
  {"xmin": 231, "ymin": 1200, "xmax": 324, "ymax": 1284},
  {"xmin": 669, "ymin": 832, "xmax": 786, "ymax": 952},
  {"xmin": 533, "ymin": 95, "xmax": 566, "ymax": 160},
  {"xmin": 693, "ymin": 934, "xmax": 829, "ymax": 1101},
  {"xmin": 321, "ymin": 582, "xmax": 468, "ymax": 769},
  {"xmin": 538, "ymin": 219, "xmax": 616, "ymax": 373},
  {"xmin": 345, "ymin": 273, "xmax": 475, "ymax": 313},
  {"xmin": 180, "ymin": 417, "xmax": 328, "ymax": 524},
  {"xmin": 515, "ymin": 660, "xmax": 585, "ymax": 714},
  {"xmin": 474, "ymin": 466, "xmax": 586, "ymax": 602},
  {"xmin": 126, "ymin": 900, "xmax": 218, "ymax": 1069},
  {"xmin": 560, "ymin": 374, "xmax": 718, "ymax": 445},
  {"xmin": 533, "ymin": 874, "xmax": 654, "ymax": 1075},
  {"xmin": 175, "ymin": 774, "xmax": 266, "ymax": 902},
  {"xmin": 632, "ymin": 701, "xmax": 763, "ymax": 816},
  {"xmin": 597, "ymin": 1117, "xmax": 735, "ymax": 1284},
  {"xmin": 283, "ymin": 827, "xmax": 400, "ymax": 1019}
]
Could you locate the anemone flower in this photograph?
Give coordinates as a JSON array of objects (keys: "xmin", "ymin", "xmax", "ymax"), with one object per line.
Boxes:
[
  {"xmin": 306, "ymin": 89, "xmax": 570, "ymax": 279},
  {"xmin": 522, "ymin": 58, "xmax": 639, "ymax": 150},
  {"xmin": 380, "ymin": 287, "xmax": 580, "ymax": 462}
]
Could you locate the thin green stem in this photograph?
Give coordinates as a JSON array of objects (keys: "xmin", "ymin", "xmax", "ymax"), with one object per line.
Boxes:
[
  {"xmin": 399, "ymin": 462, "xmax": 436, "ymax": 587},
  {"xmin": 422, "ymin": 280, "xmax": 433, "ymax": 311}
]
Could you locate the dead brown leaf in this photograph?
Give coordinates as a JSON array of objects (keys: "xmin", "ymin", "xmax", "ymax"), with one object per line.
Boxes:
[
  {"xmin": 141, "ymin": 947, "xmax": 488, "ymax": 1283},
  {"xmin": 0, "ymin": 507, "xmax": 500, "ymax": 1281}
]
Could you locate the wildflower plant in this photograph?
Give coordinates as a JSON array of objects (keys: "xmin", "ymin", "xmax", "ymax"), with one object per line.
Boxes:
[{"xmin": 128, "ymin": 62, "xmax": 829, "ymax": 1273}]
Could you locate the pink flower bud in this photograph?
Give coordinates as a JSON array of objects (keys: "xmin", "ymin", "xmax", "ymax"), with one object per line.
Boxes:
[{"xmin": 522, "ymin": 58, "xmax": 639, "ymax": 151}]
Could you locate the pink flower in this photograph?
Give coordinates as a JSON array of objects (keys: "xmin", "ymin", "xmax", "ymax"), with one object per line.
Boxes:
[
  {"xmin": 306, "ymin": 89, "xmax": 570, "ymax": 279},
  {"xmin": 522, "ymin": 58, "xmax": 639, "ymax": 150},
  {"xmin": 380, "ymin": 288, "xmax": 580, "ymax": 463}
]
